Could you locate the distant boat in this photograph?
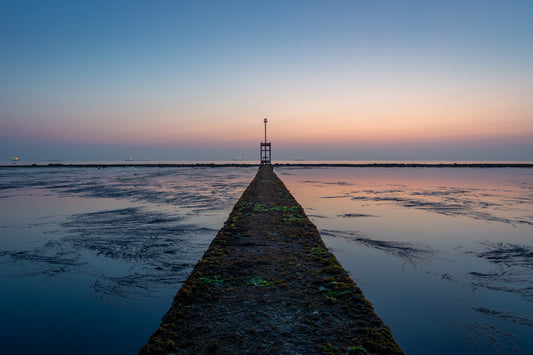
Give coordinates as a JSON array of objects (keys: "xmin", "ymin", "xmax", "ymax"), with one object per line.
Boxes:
[
  {"xmin": 125, "ymin": 157, "xmax": 134, "ymax": 161},
  {"xmin": 10, "ymin": 157, "xmax": 19, "ymax": 162},
  {"xmin": 233, "ymin": 157, "xmax": 245, "ymax": 161}
]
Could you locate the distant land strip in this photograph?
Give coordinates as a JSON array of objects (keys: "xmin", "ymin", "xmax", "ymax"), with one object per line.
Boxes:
[{"xmin": 1, "ymin": 162, "xmax": 532, "ymax": 168}]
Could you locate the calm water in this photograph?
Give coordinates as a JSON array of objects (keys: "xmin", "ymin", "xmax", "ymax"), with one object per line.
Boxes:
[
  {"xmin": 1, "ymin": 166, "xmax": 532, "ymax": 354},
  {"xmin": 0, "ymin": 166, "xmax": 257, "ymax": 354}
]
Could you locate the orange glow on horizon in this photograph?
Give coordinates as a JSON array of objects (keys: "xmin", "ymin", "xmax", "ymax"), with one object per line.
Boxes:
[{"xmin": 6, "ymin": 113, "xmax": 530, "ymax": 149}]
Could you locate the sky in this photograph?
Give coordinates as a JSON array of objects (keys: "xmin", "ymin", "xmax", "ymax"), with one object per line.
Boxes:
[{"xmin": 1, "ymin": 0, "xmax": 532, "ymax": 161}]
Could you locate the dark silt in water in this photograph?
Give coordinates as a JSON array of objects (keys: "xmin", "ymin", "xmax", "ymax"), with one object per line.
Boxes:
[
  {"xmin": 1, "ymin": 165, "xmax": 532, "ymax": 354},
  {"xmin": 320, "ymin": 229, "xmax": 437, "ymax": 268}
]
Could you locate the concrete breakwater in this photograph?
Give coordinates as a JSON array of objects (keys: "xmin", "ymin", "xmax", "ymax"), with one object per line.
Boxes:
[{"xmin": 139, "ymin": 165, "xmax": 404, "ymax": 354}]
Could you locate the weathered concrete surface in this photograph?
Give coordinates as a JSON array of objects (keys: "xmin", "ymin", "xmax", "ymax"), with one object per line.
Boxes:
[{"xmin": 139, "ymin": 165, "xmax": 404, "ymax": 354}]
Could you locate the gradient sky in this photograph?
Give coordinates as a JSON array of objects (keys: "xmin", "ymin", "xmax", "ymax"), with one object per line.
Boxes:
[{"xmin": 1, "ymin": 0, "xmax": 532, "ymax": 161}]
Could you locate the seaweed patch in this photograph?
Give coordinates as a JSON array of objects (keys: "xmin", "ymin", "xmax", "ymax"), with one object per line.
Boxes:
[
  {"xmin": 466, "ymin": 242, "xmax": 533, "ymax": 302},
  {"xmin": 321, "ymin": 229, "xmax": 437, "ymax": 267},
  {"xmin": 458, "ymin": 321, "xmax": 520, "ymax": 353},
  {"xmin": 472, "ymin": 306, "xmax": 533, "ymax": 327},
  {"xmin": 0, "ymin": 207, "xmax": 215, "ymax": 302},
  {"xmin": 474, "ymin": 242, "xmax": 533, "ymax": 267},
  {"xmin": 338, "ymin": 213, "xmax": 378, "ymax": 218},
  {"xmin": 347, "ymin": 186, "xmax": 533, "ymax": 226}
]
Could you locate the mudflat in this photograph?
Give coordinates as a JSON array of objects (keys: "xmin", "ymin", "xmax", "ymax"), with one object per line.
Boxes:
[{"xmin": 139, "ymin": 165, "xmax": 404, "ymax": 354}]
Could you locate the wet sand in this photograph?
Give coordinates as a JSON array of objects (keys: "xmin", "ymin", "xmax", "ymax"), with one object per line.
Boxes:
[{"xmin": 139, "ymin": 165, "xmax": 403, "ymax": 354}]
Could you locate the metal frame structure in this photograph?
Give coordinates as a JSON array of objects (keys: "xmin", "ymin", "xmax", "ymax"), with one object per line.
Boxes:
[{"xmin": 260, "ymin": 118, "xmax": 271, "ymax": 164}]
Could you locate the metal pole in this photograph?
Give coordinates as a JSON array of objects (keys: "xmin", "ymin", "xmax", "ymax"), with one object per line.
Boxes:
[{"xmin": 264, "ymin": 118, "xmax": 267, "ymax": 143}]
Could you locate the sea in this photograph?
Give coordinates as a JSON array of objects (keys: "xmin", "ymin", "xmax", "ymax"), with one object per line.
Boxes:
[{"xmin": 1, "ymin": 161, "xmax": 532, "ymax": 354}]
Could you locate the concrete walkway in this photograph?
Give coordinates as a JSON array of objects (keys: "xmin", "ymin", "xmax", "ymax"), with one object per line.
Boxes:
[{"xmin": 140, "ymin": 165, "xmax": 404, "ymax": 354}]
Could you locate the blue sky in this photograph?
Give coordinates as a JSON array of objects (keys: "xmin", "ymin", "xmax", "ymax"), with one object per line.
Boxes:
[{"xmin": 1, "ymin": 0, "xmax": 532, "ymax": 161}]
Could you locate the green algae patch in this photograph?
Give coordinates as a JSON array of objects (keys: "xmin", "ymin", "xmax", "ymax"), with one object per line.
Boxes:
[
  {"xmin": 139, "ymin": 165, "xmax": 404, "ymax": 355},
  {"xmin": 246, "ymin": 276, "xmax": 272, "ymax": 287},
  {"xmin": 347, "ymin": 346, "xmax": 369, "ymax": 354},
  {"xmin": 198, "ymin": 276, "xmax": 224, "ymax": 285}
]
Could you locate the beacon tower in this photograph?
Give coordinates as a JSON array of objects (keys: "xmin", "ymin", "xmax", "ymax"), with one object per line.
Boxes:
[{"xmin": 260, "ymin": 118, "xmax": 271, "ymax": 165}]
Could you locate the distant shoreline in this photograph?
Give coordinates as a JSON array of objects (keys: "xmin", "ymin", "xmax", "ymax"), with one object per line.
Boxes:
[{"xmin": 1, "ymin": 162, "xmax": 532, "ymax": 168}]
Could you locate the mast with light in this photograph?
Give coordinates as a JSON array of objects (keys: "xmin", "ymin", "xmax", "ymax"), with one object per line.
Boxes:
[{"xmin": 260, "ymin": 118, "xmax": 271, "ymax": 165}]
